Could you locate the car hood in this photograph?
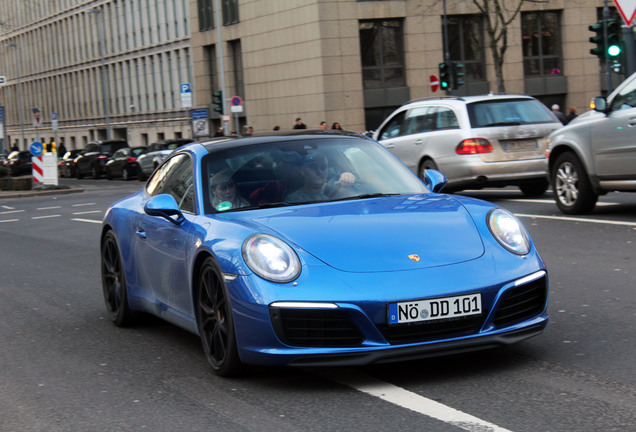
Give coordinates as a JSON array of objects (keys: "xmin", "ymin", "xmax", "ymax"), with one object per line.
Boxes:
[{"xmin": 246, "ymin": 195, "xmax": 485, "ymax": 272}]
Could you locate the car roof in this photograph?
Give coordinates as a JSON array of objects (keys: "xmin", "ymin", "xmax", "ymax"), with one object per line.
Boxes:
[
  {"xmin": 199, "ymin": 130, "xmax": 367, "ymax": 153},
  {"xmin": 403, "ymin": 94, "xmax": 536, "ymax": 108}
]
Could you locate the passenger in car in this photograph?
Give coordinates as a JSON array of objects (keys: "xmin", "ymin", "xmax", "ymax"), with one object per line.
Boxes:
[{"xmin": 285, "ymin": 151, "xmax": 356, "ymax": 203}]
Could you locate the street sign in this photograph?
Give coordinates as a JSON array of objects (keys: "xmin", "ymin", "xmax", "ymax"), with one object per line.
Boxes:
[
  {"xmin": 430, "ymin": 75, "xmax": 440, "ymax": 92},
  {"xmin": 231, "ymin": 96, "xmax": 242, "ymax": 106},
  {"xmin": 32, "ymin": 108, "xmax": 41, "ymax": 127},
  {"xmin": 191, "ymin": 108, "xmax": 209, "ymax": 137},
  {"xmin": 51, "ymin": 112, "xmax": 58, "ymax": 131},
  {"xmin": 0, "ymin": 76, "xmax": 6, "ymax": 85},
  {"xmin": 613, "ymin": 0, "xmax": 636, "ymax": 26},
  {"xmin": 180, "ymin": 83, "xmax": 192, "ymax": 108},
  {"xmin": 30, "ymin": 141, "xmax": 43, "ymax": 156}
]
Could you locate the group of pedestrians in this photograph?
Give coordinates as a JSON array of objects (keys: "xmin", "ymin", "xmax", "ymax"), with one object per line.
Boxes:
[
  {"xmin": 551, "ymin": 104, "xmax": 578, "ymax": 125},
  {"xmin": 292, "ymin": 117, "xmax": 343, "ymax": 131}
]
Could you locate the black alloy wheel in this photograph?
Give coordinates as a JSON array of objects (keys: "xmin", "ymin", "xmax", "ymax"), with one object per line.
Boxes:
[
  {"xmin": 551, "ymin": 152, "xmax": 598, "ymax": 214},
  {"xmin": 196, "ymin": 257, "xmax": 242, "ymax": 377},
  {"xmin": 101, "ymin": 231, "xmax": 135, "ymax": 326}
]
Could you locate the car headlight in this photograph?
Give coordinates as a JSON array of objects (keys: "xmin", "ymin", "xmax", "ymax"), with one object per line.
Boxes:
[
  {"xmin": 242, "ymin": 234, "xmax": 301, "ymax": 283},
  {"xmin": 487, "ymin": 208, "xmax": 531, "ymax": 255}
]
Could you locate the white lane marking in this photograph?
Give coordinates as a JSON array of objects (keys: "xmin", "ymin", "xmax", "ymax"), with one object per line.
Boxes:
[
  {"xmin": 71, "ymin": 218, "xmax": 102, "ymax": 224},
  {"xmin": 37, "ymin": 206, "xmax": 62, "ymax": 210},
  {"xmin": 0, "ymin": 209, "xmax": 25, "ymax": 215},
  {"xmin": 2, "ymin": 205, "xmax": 15, "ymax": 210},
  {"xmin": 328, "ymin": 370, "xmax": 513, "ymax": 432},
  {"xmin": 31, "ymin": 214, "xmax": 61, "ymax": 220},
  {"xmin": 505, "ymin": 199, "xmax": 618, "ymax": 207},
  {"xmin": 516, "ymin": 213, "xmax": 636, "ymax": 227},
  {"xmin": 0, "ymin": 219, "xmax": 20, "ymax": 223},
  {"xmin": 72, "ymin": 210, "xmax": 102, "ymax": 215},
  {"xmin": 72, "ymin": 203, "xmax": 96, "ymax": 207}
]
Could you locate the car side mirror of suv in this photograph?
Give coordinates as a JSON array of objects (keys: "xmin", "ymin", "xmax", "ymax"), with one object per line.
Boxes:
[{"xmin": 593, "ymin": 97, "xmax": 607, "ymax": 113}]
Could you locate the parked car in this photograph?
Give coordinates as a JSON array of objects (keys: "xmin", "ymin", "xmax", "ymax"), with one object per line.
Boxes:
[
  {"xmin": 137, "ymin": 138, "xmax": 193, "ymax": 180},
  {"xmin": 372, "ymin": 95, "xmax": 563, "ymax": 196},
  {"xmin": 58, "ymin": 149, "xmax": 83, "ymax": 178},
  {"xmin": 105, "ymin": 146, "xmax": 147, "ymax": 181},
  {"xmin": 547, "ymin": 72, "xmax": 636, "ymax": 214},
  {"xmin": 101, "ymin": 131, "xmax": 548, "ymax": 376},
  {"xmin": 4, "ymin": 150, "xmax": 33, "ymax": 176},
  {"xmin": 75, "ymin": 140, "xmax": 128, "ymax": 179}
]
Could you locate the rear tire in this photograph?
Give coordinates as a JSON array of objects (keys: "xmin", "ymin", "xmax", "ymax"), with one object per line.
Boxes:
[
  {"xmin": 551, "ymin": 152, "xmax": 598, "ymax": 214},
  {"xmin": 101, "ymin": 231, "xmax": 135, "ymax": 326},
  {"xmin": 519, "ymin": 179, "xmax": 548, "ymax": 197},
  {"xmin": 418, "ymin": 158, "xmax": 438, "ymax": 181}
]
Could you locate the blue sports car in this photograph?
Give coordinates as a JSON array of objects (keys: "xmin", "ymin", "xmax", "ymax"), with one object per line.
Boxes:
[{"xmin": 101, "ymin": 131, "xmax": 548, "ymax": 376}]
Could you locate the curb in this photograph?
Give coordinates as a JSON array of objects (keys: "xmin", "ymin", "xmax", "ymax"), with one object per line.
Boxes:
[{"xmin": 0, "ymin": 187, "xmax": 84, "ymax": 199}]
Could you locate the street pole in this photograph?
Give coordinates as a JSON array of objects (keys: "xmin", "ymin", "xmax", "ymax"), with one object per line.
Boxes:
[
  {"xmin": 214, "ymin": 0, "xmax": 229, "ymax": 134},
  {"xmin": 603, "ymin": 0, "xmax": 612, "ymax": 92},
  {"xmin": 442, "ymin": 0, "xmax": 452, "ymax": 95},
  {"xmin": 622, "ymin": 24, "xmax": 636, "ymax": 77},
  {"xmin": 87, "ymin": 8, "xmax": 111, "ymax": 140},
  {"xmin": 7, "ymin": 43, "xmax": 26, "ymax": 149}
]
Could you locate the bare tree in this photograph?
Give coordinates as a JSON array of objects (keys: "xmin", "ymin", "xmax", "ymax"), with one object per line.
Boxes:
[{"xmin": 472, "ymin": 0, "xmax": 527, "ymax": 93}]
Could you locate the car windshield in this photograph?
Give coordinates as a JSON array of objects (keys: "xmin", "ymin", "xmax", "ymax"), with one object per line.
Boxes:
[
  {"xmin": 201, "ymin": 137, "xmax": 429, "ymax": 213},
  {"xmin": 467, "ymin": 99, "xmax": 556, "ymax": 127}
]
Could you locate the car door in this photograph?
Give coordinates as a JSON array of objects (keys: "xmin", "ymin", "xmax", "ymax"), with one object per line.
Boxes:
[
  {"xmin": 387, "ymin": 106, "xmax": 436, "ymax": 172},
  {"xmin": 592, "ymin": 78, "xmax": 636, "ymax": 177},
  {"xmin": 135, "ymin": 153, "xmax": 197, "ymax": 316},
  {"xmin": 77, "ymin": 143, "xmax": 99, "ymax": 174}
]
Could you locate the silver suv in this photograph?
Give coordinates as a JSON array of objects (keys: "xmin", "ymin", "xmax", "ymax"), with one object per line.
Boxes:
[
  {"xmin": 547, "ymin": 72, "xmax": 636, "ymax": 214},
  {"xmin": 372, "ymin": 95, "xmax": 562, "ymax": 196}
]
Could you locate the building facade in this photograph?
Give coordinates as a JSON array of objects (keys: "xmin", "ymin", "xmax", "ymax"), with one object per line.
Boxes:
[{"xmin": 1, "ymin": 0, "xmax": 631, "ymax": 152}]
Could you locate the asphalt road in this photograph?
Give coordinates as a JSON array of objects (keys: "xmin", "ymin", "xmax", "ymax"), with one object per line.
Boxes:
[{"xmin": 1, "ymin": 178, "xmax": 635, "ymax": 432}]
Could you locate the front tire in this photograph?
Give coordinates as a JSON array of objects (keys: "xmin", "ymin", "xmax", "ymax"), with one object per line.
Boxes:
[
  {"xmin": 196, "ymin": 257, "xmax": 242, "ymax": 377},
  {"xmin": 551, "ymin": 152, "xmax": 598, "ymax": 214},
  {"xmin": 101, "ymin": 231, "xmax": 135, "ymax": 326}
]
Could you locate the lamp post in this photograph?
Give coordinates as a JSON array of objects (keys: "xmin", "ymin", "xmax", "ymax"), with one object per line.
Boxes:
[
  {"xmin": 86, "ymin": 7, "xmax": 111, "ymax": 140},
  {"xmin": 6, "ymin": 42, "xmax": 26, "ymax": 150}
]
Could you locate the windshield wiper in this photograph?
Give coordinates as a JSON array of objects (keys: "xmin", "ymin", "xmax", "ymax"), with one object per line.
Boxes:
[
  {"xmin": 332, "ymin": 193, "xmax": 400, "ymax": 202},
  {"xmin": 484, "ymin": 121, "xmax": 522, "ymax": 126}
]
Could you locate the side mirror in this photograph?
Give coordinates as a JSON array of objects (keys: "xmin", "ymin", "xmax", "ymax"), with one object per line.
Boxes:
[
  {"xmin": 144, "ymin": 194, "xmax": 184, "ymax": 225},
  {"xmin": 593, "ymin": 96, "xmax": 607, "ymax": 113},
  {"xmin": 423, "ymin": 169, "xmax": 447, "ymax": 193}
]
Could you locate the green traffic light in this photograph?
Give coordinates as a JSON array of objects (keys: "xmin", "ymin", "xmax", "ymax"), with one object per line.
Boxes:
[{"xmin": 608, "ymin": 44, "xmax": 621, "ymax": 57}]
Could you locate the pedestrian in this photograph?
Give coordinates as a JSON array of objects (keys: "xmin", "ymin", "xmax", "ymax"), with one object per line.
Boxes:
[
  {"xmin": 331, "ymin": 122, "xmax": 343, "ymax": 130},
  {"xmin": 551, "ymin": 104, "xmax": 565, "ymax": 124},
  {"xmin": 57, "ymin": 141, "xmax": 67, "ymax": 156},
  {"xmin": 293, "ymin": 117, "xmax": 307, "ymax": 129},
  {"xmin": 273, "ymin": 125, "xmax": 280, "ymax": 131},
  {"xmin": 214, "ymin": 127, "xmax": 225, "ymax": 137},
  {"xmin": 319, "ymin": 121, "xmax": 328, "ymax": 130},
  {"xmin": 11, "ymin": 144, "xmax": 19, "ymax": 152},
  {"xmin": 564, "ymin": 106, "xmax": 578, "ymax": 125}
]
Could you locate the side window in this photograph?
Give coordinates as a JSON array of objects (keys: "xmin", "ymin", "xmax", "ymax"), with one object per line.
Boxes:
[
  {"xmin": 378, "ymin": 111, "xmax": 406, "ymax": 140},
  {"xmin": 611, "ymin": 78, "xmax": 636, "ymax": 111},
  {"xmin": 404, "ymin": 106, "xmax": 435, "ymax": 135},
  {"xmin": 146, "ymin": 154, "xmax": 195, "ymax": 213},
  {"xmin": 435, "ymin": 107, "xmax": 460, "ymax": 130}
]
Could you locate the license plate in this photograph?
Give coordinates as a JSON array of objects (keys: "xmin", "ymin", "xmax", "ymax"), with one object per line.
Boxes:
[
  {"xmin": 502, "ymin": 140, "xmax": 538, "ymax": 152},
  {"xmin": 388, "ymin": 293, "xmax": 482, "ymax": 324}
]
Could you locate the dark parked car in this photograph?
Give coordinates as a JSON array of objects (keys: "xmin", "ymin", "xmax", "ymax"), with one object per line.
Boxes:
[
  {"xmin": 105, "ymin": 146, "xmax": 147, "ymax": 180},
  {"xmin": 58, "ymin": 149, "xmax": 83, "ymax": 178},
  {"xmin": 75, "ymin": 140, "xmax": 128, "ymax": 179},
  {"xmin": 4, "ymin": 151, "xmax": 33, "ymax": 176}
]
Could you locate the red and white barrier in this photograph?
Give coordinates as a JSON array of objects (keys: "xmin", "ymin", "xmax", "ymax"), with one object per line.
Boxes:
[{"xmin": 32, "ymin": 155, "xmax": 44, "ymax": 184}]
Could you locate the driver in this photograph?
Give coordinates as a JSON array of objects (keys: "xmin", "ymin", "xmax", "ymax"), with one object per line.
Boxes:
[
  {"xmin": 285, "ymin": 151, "xmax": 355, "ymax": 203},
  {"xmin": 210, "ymin": 169, "xmax": 249, "ymax": 210}
]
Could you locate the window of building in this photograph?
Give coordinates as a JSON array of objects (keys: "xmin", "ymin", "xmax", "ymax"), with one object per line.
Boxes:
[
  {"xmin": 223, "ymin": 0, "xmax": 239, "ymax": 25},
  {"xmin": 359, "ymin": 19, "xmax": 406, "ymax": 90},
  {"xmin": 522, "ymin": 11, "xmax": 563, "ymax": 76},
  {"xmin": 445, "ymin": 14, "xmax": 485, "ymax": 81},
  {"xmin": 229, "ymin": 40, "xmax": 244, "ymax": 98},
  {"xmin": 198, "ymin": 0, "xmax": 214, "ymax": 31}
]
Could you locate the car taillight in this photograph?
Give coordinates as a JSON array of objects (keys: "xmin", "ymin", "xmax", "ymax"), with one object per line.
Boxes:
[
  {"xmin": 456, "ymin": 138, "xmax": 493, "ymax": 155},
  {"xmin": 97, "ymin": 155, "xmax": 108, "ymax": 160},
  {"xmin": 126, "ymin": 157, "xmax": 137, "ymax": 162}
]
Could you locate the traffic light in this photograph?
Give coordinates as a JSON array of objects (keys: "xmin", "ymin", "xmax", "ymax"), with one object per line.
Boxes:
[
  {"xmin": 588, "ymin": 20, "xmax": 605, "ymax": 59},
  {"xmin": 438, "ymin": 62, "xmax": 450, "ymax": 90},
  {"xmin": 451, "ymin": 62, "xmax": 465, "ymax": 89},
  {"xmin": 212, "ymin": 90, "xmax": 223, "ymax": 113},
  {"xmin": 606, "ymin": 19, "xmax": 622, "ymax": 58}
]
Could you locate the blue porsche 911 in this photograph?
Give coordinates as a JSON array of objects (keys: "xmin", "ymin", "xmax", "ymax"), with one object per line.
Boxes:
[{"xmin": 101, "ymin": 131, "xmax": 548, "ymax": 376}]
